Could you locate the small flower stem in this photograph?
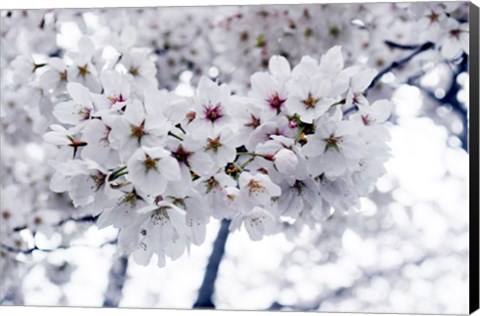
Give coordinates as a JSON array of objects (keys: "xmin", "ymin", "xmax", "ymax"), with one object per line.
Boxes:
[
  {"xmin": 113, "ymin": 171, "xmax": 128, "ymax": 179},
  {"xmin": 168, "ymin": 131, "xmax": 184, "ymax": 141},
  {"xmin": 236, "ymin": 152, "xmax": 256, "ymax": 156},
  {"xmin": 239, "ymin": 157, "xmax": 255, "ymax": 170},
  {"xmin": 294, "ymin": 126, "xmax": 305, "ymax": 144},
  {"xmin": 176, "ymin": 124, "xmax": 187, "ymax": 134},
  {"xmin": 236, "ymin": 152, "xmax": 270, "ymax": 159},
  {"xmin": 329, "ymin": 98, "xmax": 346, "ymax": 108},
  {"xmin": 109, "ymin": 166, "xmax": 128, "ymax": 181}
]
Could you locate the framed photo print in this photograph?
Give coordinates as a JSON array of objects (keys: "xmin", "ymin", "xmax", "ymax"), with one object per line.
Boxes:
[{"xmin": 1, "ymin": 0, "xmax": 479, "ymax": 315}]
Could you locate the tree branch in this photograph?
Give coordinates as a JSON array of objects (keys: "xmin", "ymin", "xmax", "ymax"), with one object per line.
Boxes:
[
  {"xmin": 12, "ymin": 214, "xmax": 100, "ymax": 233},
  {"xmin": 384, "ymin": 40, "xmax": 428, "ymax": 50},
  {"xmin": 193, "ymin": 219, "xmax": 231, "ymax": 309},
  {"xmin": 0, "ymin": 239, "xmax": 117, "ymax": 255},
  {"xmin": 408, "ymin": 54, "xmax": 468, "ymax": 150},
  {"xmin": 1, "ymin": 243, "xmax": 62, "ymax": 254},
  {"xmin": 103, "ymin": 255, "xmax": 129, "ymax": 307},
  {"xmin": 366, "ymin": 41, "xmax": 435, "ymax": 94}
]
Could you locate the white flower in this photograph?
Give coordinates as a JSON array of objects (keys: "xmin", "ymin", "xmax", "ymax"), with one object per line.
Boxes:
[
  {"xmin": 187, "ymin": 76, "xmax": 235, "ymax": 139},
  {"xmin": 119, "ymin": 48, "xmax": 157, "ymax": 93},
  {"xmin": 230, "ymin": 206, "xmax": 276, "ymax": 241},
  {"xmin": 238, "ymin": 172, "xmax": 281, "ymax": 206},
  {"xmin": 246, "ymin": 116, "xmax": 294, "ymax": 151},
  {"xmin": 38, "ymin": 57, "xmax": 68, "ymax": 93},
  {"xmin": 49, "ymin": 159, "xmax": 109, "ymax": 208},
  {"xmin": 100, "ymin": 70, "xmax": 131, "ymax": 110},
  {"xmin": 167, "ymin": 136, "xmax": 216, "ymax": 178},
  {"xmin": 43, "ymin": 124, "xmax": 86, "ymax": 158},
  {"xmin": 66, "ymin": 37, "xmax": 101, "ymax": 93},
  {"xmin": 345, "ymin": 67, "xmax": 378, "ymax": 108},
  {"xmin": 355, "ymin": 99, "xmax": 393, "ymax": 126},
  {"xmin": 96, "ymin": 186, "xmax": 148, "ymax": 230},
  {"xmin": 195, "ymin": 172, "xmax": 237, "ymax": 220},
  {"xmin": 127, "ymin": 146, "xmax": 181, "ymax": 196},
  {"xmin": 290, "ymin": 55, "xmax": 319, "ymax": 78},
  {"xmin": 10, "ymin": 53, "xmax": 41, "ymax": 82},
  {"xmin": 0, "ymin": 185, "xmax": 32, "ymax": 230},
  {"xmin": 131, "ymin": 202, "xmax": 190, "ymax": 267},
  {"xmin": 285, "ymin": 75, "xmax": 337, "ymax": 123},
  {"xmin": 318, "ymin": 176, "xmax": 359, "ymax": 211},
  {"xmin": 248, "ymin": 55, "xmax": 290, "ymax": 119},
  {"xmin": 415, "ymin": 6, "xmax": 446, "ymax": 41},
  {"xmin": 318, "ymin": 46, "xmax": 348, "ymax": 81},
  {"xmin": 254, "ymin": 135, "xmax": 299, "ymax": 176},
  {"xmin": 162, "ymin": 187, "xmax": 210, "ymax": 245},
  {"xmin": 440, "ymin": 18, "xmax": 469, "ymax": 59},
  {"xmin": 276, "ymin": 176, "xmax": 320, "ymax": 219},
  {"xmin": 230, "ymin": 98, "xmax": 263, "ymax": 147},
  {"xmin": 144, "ymin": 88, "xmax": 192, "ymax": 126},
  {"xmin": 81, "ymin": 119, "xmax": 119, "ymax": 169},
  {"xmin": 202, "ymin": 128, "xmax": 239, "ymax": 169},
  {"xmin": 303, "ymin": 120, "xmax": 366, "ymax": 178},
  {"xmin": 109, "ymin": 99, "xmax": 172, "ymax": 161},
  {"xmin": 53, "ymin": 82, "xmax": 97, "ymax": 125}
]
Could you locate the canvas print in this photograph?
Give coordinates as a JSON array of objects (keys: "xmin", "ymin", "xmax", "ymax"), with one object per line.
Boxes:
[{"xmin": 0, "ymin": 1, "xmax": 477, "ymax": 314}]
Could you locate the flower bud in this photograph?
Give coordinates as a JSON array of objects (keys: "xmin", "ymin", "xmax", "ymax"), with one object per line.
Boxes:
[{"xmin": 274, "ymin": 148, "xmax": 298, "ymax": 175}]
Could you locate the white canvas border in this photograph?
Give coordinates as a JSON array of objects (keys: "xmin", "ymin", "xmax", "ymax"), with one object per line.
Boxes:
[{"xmin": 0, "ymin": 0, "xmax": 478, "ymax": 316}]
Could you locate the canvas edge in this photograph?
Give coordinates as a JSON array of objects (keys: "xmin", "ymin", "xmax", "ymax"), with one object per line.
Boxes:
[{"xmin": 469, "ymin": 1, "xmax": 480, "ymax": 314}]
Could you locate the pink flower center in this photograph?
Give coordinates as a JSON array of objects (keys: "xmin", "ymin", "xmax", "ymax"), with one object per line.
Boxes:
[
  {"xmin": 245, "ymin": 114, "xmax": 261, "ymax": 129},
  {"xmin": 361, "ymin": 115, "xmax": 372, "ymax": 126},
  {"xmin": 108, "ymin": 94, "xmax": 125, "ymax": 105},
  {"xmin": 173, "ymin": 145, "xmax": 191, "ymax": 165},
  {"xmin": 267, "ymin": 93, "xmax": 286, "ymax": 112},
  {"xmin": 289, "ymin": 119, "xmax": 298, "ymax": 128},
  {"xmin": 79, "ymin": 107, "xmax": 91, "ymax": 120},
  {"xmin": 450, "ymin": 29, "xmax": 462, "ymax": 39},
  {"xmin": 100, "ymin": 126, "xmax": 111, "ymax": 146},
  {"xmin": 204, "ymin": 103, "xmax": 223, "ymax": 123}
]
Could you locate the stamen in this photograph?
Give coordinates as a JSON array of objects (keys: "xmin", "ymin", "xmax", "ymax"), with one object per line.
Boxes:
[
  {"xmin": 302, "ymin": 93, "xmax": 320, "ymax": 109},
  {"xmin": 204, "ymin": 103, "xmax": 223, "ymax": 123}
]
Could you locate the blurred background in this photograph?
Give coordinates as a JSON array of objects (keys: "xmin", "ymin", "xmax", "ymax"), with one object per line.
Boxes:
[{"xmin": 0, "ymin": 2, "xmax": 470, "ymax": 314}]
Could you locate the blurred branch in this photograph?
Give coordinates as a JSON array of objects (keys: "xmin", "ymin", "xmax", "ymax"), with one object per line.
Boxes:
[
  {"xmin": 384, "ymin": 40, "xmax": 429, "ymax": 50},
  {"xmin": 409, "ymin": 54, "xmax": 468, "ymax": 150},
  {"xmin": 103, "ymin": 255, "xmax": 129, "ymax": 308},
  {"xmin": 366, "ymin": 41, "xmax": 435, "ymax": 94},
  {"xmin": 0, "ymin": 285, "xmax": 24, "ymax": 305},
  {"xmin": 13, "ymin": 214, "xmax": 100, "ymax": 232},
  {"xmin": 193, "ymin": 219, "xmax": 231, "ymax": 309},
  {"xmin": 55, "ymin": 214, "xmax": 100, "ymax": 227},
  {"xmin": 0, "ymin": 238, "xmax": 117, "ymax": 255},
  {"xmin": 1, "ymin": 243, "xmax": 64, "ymax": 254}
]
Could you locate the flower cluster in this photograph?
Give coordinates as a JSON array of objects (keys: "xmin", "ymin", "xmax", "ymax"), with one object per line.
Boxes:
[
  {"xmin": 209, "ymin": 2, "xmax": 469, "ymax": 92},
  {"xmin": 42, "ymin": 45, "xmax": 392, "ymax": 267},
  {"xmin": 1, "ymin": 3, "xmax": 468, "ymax": 270}
]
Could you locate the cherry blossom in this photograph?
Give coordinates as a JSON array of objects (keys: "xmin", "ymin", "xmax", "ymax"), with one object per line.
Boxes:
[{"xmin": 4, "ymin": 3, "xmax": 468, "ymax": 275}]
